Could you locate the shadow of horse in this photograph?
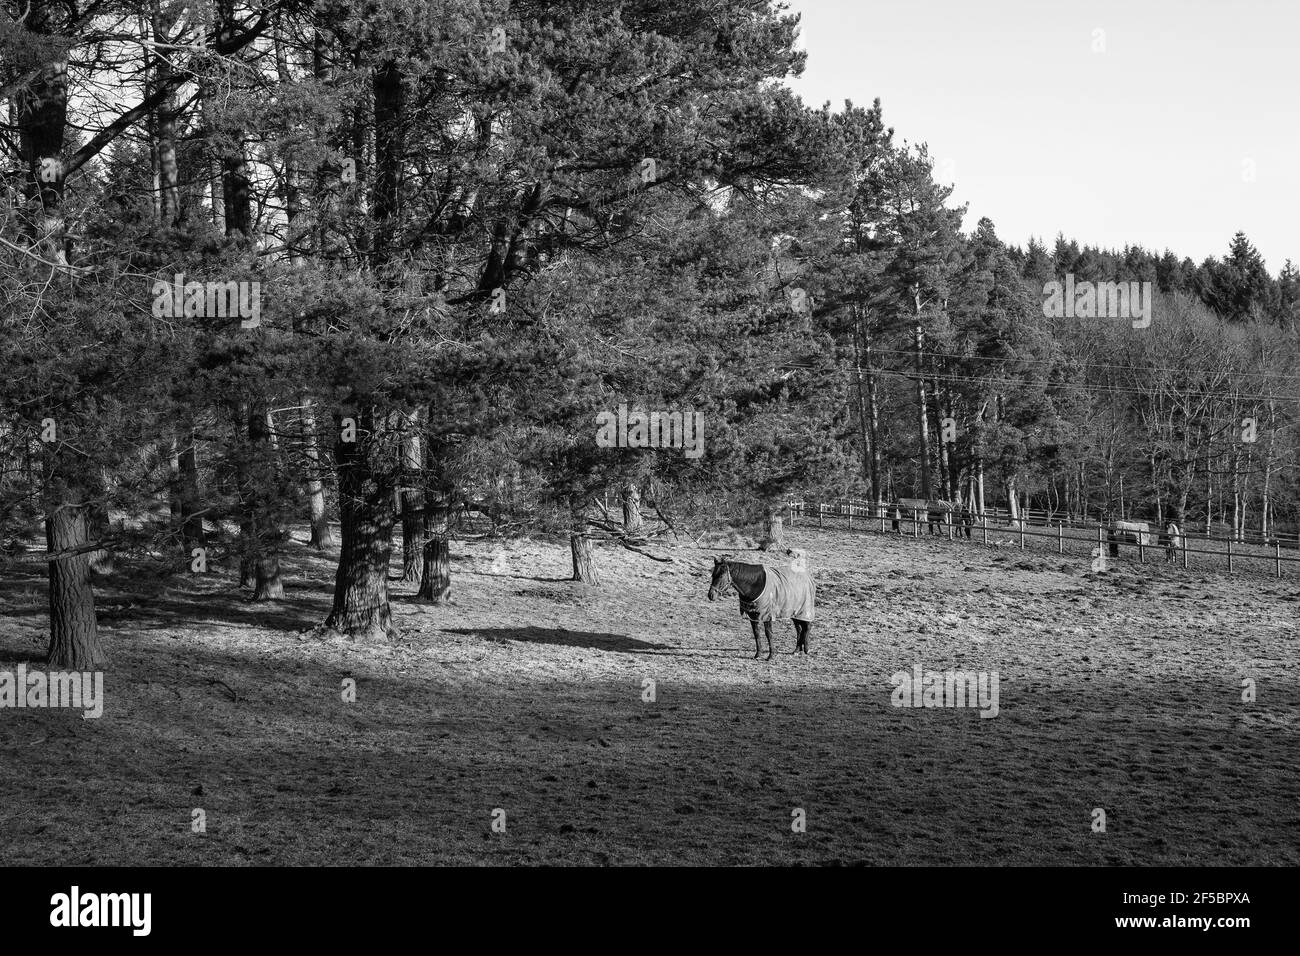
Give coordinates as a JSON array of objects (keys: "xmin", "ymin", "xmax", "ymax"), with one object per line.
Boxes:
[{"xmin": 439, "ymin": 627, "xmax": 670, "ymax": 653}]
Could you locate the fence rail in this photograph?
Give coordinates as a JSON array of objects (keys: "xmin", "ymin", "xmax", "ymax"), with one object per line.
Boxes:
[{"xmin": 787, "ymin": 498, "xmax": 1300, "ymax": 579}]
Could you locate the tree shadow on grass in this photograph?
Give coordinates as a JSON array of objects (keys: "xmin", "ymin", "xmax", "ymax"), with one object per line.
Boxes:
[
  {"xmin": 0, "ymin": 648, "xmax": 48, "ymax": 665},
  {"xmin": 439, "ymin": 626, "xmax": 670, "ymax": 653},
  {"xmin": 124, "ymin": 590, "xmax": 327, "ymax": 633},
  {"xmin": 467, "ymin": 571, "xmax": 573, "ymax": 582},
  {"xmin": 1, "ymin": 542, "xmax": 346, "ymax": 635},
  {"xmin": 3, "ymin": 624, "xmax": 1298, "ymax": 867}
]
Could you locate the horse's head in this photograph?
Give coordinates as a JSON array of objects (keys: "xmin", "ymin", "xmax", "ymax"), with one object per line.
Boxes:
[{"xmin": 708, "ymin": 556, "xmax": 734, "ymax": 601}]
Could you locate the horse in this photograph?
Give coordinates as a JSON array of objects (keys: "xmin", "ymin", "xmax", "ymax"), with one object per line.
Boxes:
[
  {"xmin": 926, "ymin": 499, "xmax": 955, "ymax": 535},
  {"xmin": 1158, "ymin": 521, "xmax": 1183, "ymax": 563},
  {"xmin": 899, "ymin": 497, "xmax": 954, "ymax": 535},
  {"xmin": 1107, "ymin": 519, "xmax": 1154, "ymax": 557},
  {"xmin": 957, "ymin": 504, "xmax": 974, "ymax": 539},
  {"xmin": 707, "ymin": 556, "xmax": 815, "ymax": 660}
]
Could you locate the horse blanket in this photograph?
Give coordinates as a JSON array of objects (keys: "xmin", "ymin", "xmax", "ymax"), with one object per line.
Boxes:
[
  {"xmin": 740, "ymin": 564, "xmax": 816, "ymax": 623},
  {"xmin": 899, "ymin": 497, "xmax": 953, "ymax": 522},
  {"xmin": 899, "ymin": 497, "xmax": 949, "ymax": 514},
  {"xmin": 1111, "ymin": 520, "xmax": 1154, "ymax": 546}
]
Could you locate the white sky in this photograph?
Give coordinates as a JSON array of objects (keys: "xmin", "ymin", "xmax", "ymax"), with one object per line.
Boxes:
[{"xmin": 783, "ymin": 0, "xmax": 1300, "ymax": 274}]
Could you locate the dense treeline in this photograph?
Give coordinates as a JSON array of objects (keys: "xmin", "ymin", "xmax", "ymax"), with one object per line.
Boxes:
[{"xmin": 1, "ymin": 1, "xmax": 1295, "ymax": 668}]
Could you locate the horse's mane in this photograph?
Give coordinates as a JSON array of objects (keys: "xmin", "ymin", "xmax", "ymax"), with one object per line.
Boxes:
[{"xmin": 723, "ymin": 558, "xmax": 765, "ymax": 595}]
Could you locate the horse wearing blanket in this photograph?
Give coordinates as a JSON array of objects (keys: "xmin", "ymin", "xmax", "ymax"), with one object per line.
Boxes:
[
  {"xmin": 1158, "ymin": 520, "xmax": 1184, "ymax": 564},
  {"xmin": 1108, "ymin": 519, "xmax": 1154, "ymax": 556},
  {"xmin": 707, "ymin": 556, "xmax": 815, "ymax": 660},
  {"xmin": 898, "ymin": 497, "xmax": 954, "ymax": 535}
]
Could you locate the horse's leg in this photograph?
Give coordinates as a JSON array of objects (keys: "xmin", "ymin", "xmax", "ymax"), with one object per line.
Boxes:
[
  {"xmin": 801, "ymin": 621, "xmax": 812, "ymax": 654},
  {"xmin": 763, "ymin": 621, "xmax": 774, "ymax": 660},
  {"xmin": 750, "ymin": 617, "xmax": 761, "ymax": 659}
]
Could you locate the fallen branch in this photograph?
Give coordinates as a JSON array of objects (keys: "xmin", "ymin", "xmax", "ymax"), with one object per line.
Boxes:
[
  {"xmin": 4, "ymin": 537, "xmax": 123, "ymax": 564},
  {"xmin": 651, "ymin": 502, "xmax": 679, "ymax": 539},
  {"xmin": 618, "ymin": 539, "xmax": 675, "ymax": 563}
]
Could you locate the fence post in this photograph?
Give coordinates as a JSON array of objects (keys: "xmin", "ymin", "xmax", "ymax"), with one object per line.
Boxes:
[
  {"xmin": 1182, "ymin": 534, "xmax": 1188, "ymax": 569},
  {"xmin": 818, "ymin": 503, "xmax": 823, "ymax": 529},
  {"xmin": 847, "ymin": 498, "xmax": 852, "ymax": 532},
  {"xmin": 1227, "ymin": 537, "xmax": 1233, "ymax": 573},
  {"xmin": 1275, "ymin": 541, "xmax": 1282, "ymax": 579},
  {"xmin": 789, "ymin": 498, "xmax": 795, "ymax": 527},
  {"xmin": 982, "ymin": 514, "xmax": 988, "ymax": 546},
  {"xmin": 1138, "ymin": 537, "xmax": 1144, "ymax": 564},
  {"xmin": 947, "ymin": 516, "xmax": 952, "ymax": 542},
  {"xmin": 1018, "ymin": 521, "xmax": 1024, "ymax": 549},
  {"xmin": 1097, "ymin": 526, "xmax": 1103, "ymax": 562},
  {"xmin": 1057, "ymin": 522, "xmax": 1063, "ymax": 554}
]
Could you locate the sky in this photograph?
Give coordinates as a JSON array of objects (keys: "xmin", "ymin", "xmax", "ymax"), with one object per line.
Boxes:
[{"xmin": 783, "ymin": 0, "xmax": 1300, "ymax": 274}]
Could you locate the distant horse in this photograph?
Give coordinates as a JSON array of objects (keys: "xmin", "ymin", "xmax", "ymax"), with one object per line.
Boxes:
[
  {"xmin": 957, "ymin": 504, "xmax": 974, "ymax": 539},
  {"xmin": 1108, "ymin": 519, "xmax": 1154, "ymax": 557},
  {"xmin": 707, "ymin": 556, "xmax": 815, "ymax": 659},
  {"xmin": 1158, "ymin": 521, "xmax": 1183, "ymax": 563},
  {"xmin": 899, "ymin": 497, "xmax": 954, "ymax": 535},
  {"xmin": 928, "ymin": 499, "xmax": 955, "ymax": 534}
]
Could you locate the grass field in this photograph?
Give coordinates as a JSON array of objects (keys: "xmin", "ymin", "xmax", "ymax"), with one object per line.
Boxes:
[{"xmin": 2, "ymin": 525, "xmax": 1298, "ymax": 865}]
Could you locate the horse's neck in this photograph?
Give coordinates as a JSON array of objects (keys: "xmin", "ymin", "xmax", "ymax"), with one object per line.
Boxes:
[{"xmin": 729, "ymin": 562, "xmax": 765, "ymax": 601}]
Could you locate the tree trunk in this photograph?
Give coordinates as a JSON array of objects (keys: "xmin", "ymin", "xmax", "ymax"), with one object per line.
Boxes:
[
  {"xmin": 151, "ymin": 2, "xmax": 181, "ymax": 226},
  {"xmin": 86, "ymin": 492, "xmax": 115, "ymax": 576},
  {"xmin": 417, "ymin": 498, "xmax": 451, "ymax": 604},
  {"xmin": 247, "ymin": 404, "xmax": 284, "ymax": 601},
  {"xmin": 168, "ymin": 435, "xmax": 183, "ymax": 527},
  {"xmin": 238, "ymin": 521, "xmax": 256, "ymax": 587},
  {"xmin": 179, "ymin": 435, "xmax": 205, "ymax": 549},
  {"xmin": 570, "ymin": 531, "xmax": 599, "ymax": 585},
  {"xmin": 400, "ymin": 412, "xmax": 422, "ymax": 583},
  {"xmin": 301, "ymin": 399, "xmax": 333, "ymax": 549},
  {"xmin": 273, "ymin": 11, "xmax": 303, "ymax": 263},
  {"xmin": 372, "ymin": 58, "xmax": 405, "ymax": 264},
  {"xmin": 232, "ymin": 403, "xmax": 254, "ymax": 588},
  {"xmin": 45, "ymin": 501, "xmax": 103, "ymax": 669},
  {"xmin": 1204, "ymin": 439, "xmax": 1213, "ymax": 536},
  {"xmin": 17, "ymin": 1, "xmax": 70, "ymax": 263},
  {"xmin": 323, "ymin": 411, "xmax": 399, "ymax": 640},
  {"xmin": 208, "ymin": 147, "xmax": 225, "ymax": 232},
  {"xmin": 761, "ymin": 508, "xmax": 785, "ymax": 551},
  {"xmin": 1262, "ymin": 456, "xmax": 1273, "ymax": 540},
  {"xmin": 170, "ymin": 430, "xmax": 204, "ymax": 551},
  {"xmin": 852, "ymin": 305, "xmax": 883, "ymax": 504},
  {"xmin": 621, "ymin": 481, "xmax": 644, "ymax": 536},
  {"xmin": 569, "ymin": 497, "xmax": 599, "ymax": 584},
  {"xmin": 1231, "ymin": 445, "xmax": 1242, "ymax": 542},
  {"xmin": 1261, "ymin": 398, "xmax": 1277, "ymax": 539},
  {"xmin": 253, "ymin": 555, "xmax": 285, "ymax": 600},
  {"xmin": 913, "ymin": 303, "xmax": 933, "ymax": 499},
  {"xmin": 935, "ymin": 386, "xmax": 953, "ymax": 501}
]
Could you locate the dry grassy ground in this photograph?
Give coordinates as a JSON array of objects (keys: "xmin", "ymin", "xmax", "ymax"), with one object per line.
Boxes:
[{"xmin": 1, "ymin": 524, "xmax": 1297, "ymax": 865}]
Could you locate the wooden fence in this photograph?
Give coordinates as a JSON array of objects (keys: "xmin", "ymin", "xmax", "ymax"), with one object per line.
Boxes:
[{"xmin": 787, "ymin": 498, "xmax": 1300, "ymax": 579}]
